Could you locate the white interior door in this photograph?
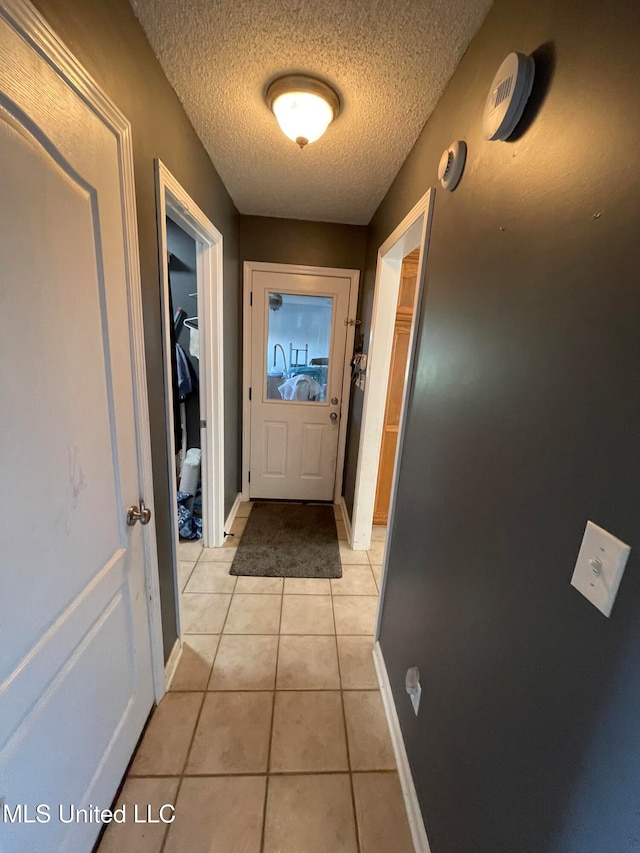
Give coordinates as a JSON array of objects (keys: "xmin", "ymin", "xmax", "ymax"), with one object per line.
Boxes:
[
  {"xmin": 249, "ymin": 269, "xmax": 351, "ymax": 501},
  {"xmin": 0, "ymin": 8, "xmax": 155, "ymax": 852}
]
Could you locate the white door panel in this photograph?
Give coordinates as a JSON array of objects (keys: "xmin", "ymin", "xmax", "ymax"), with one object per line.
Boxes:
[
  {"xmin": 249, "ymin": 270, "xmax": 351, "ymax": 501},
  {"xmin": 264, "ymin": 420, "xmax": 288, "ymax": 476},
  {"xmin": 0, "ymin": 8, "xmax": 154, "ymax": 852},
  {"xmin": 300, "ymin": 423, "xmax": 325, "ymax": 478}
]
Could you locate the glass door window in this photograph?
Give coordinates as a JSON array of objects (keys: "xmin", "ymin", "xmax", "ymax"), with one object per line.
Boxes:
[{"xmin": 265, "ymin": 292, "xmax": 333, "ymax": 403}]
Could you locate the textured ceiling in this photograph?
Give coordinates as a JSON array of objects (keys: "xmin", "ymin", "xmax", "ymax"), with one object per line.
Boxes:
[{"xmin": 131, "ymin": 0, "xmax": 493, "ymax": 224}]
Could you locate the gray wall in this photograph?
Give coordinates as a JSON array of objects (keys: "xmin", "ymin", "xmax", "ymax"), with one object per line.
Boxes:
[
  {"xmin": 33, "ymin": 0, "xmax": 241, "ymax": 662},
  {"xmin": 240, "ymin": 215, "xmax": 367, "ymax": 272},
  {"xmin": 367, "ymin": 0, "xmax": 640, "ymax": 851}
]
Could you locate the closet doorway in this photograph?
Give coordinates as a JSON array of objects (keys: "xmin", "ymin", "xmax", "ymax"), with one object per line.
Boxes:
[
  {"xmin": 350, "ymin": 188, "xmax": 434, "ymax": 554},
  {"xmin": 372, "ymin": 249, "xmax": 420, "ymax": 525},
  {"xmin": 167, "ymin": 220, "xmax": 202, "ymax": 527},
  {"xmin": 155, "ymin": 161, "xmax": 225, "ymax": 633}
]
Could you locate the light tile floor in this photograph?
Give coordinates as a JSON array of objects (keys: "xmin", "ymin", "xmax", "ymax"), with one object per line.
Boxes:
[{"xmin": 99, "ymin": 506, "xmax": 414, "ymax": 853}]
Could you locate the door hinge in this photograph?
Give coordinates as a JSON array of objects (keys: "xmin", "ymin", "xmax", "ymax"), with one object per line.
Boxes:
[
  {"xmin": 250, "ymin": 291, "xmax": 253, "ymax": 306},
  {"xmin": 248, "ymin": 470, "xmax": 251, "ymax": 483},
  {"xmin": 249, "ymin": 387, "xmax": 252, "ymax": 401},
  {"xmin": 200, "ymin": 419, "xmax": 207, "ymax": 429}
]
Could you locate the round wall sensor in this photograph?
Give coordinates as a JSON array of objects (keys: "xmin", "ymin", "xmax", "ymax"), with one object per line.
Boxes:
[
  {"xmin": 438, "ymin": 140, "xmax": 467, "ymax": 191},
  {"xmin": 482, "ymin": 52, "xmax": 535, "ymax": 141}
]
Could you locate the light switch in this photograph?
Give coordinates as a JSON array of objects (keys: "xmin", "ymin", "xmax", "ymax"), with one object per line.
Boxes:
[{"xmin": 571, "ymin": 521, "xmax": 631, "ymax": 617}]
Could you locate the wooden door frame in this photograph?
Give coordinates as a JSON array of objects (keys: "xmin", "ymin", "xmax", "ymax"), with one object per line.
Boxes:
[
  {"xmin": 372, "ymin": 258, "xmax": 417, "ymax": 526},
  {"xmin": 242, "ymin": 261, "xmax": 360, "ymax": 504},
  {"xmin": 350, "ymin": 188, "xmax": 435, "ymax": 553},
  {"xmin": 2, "ymin": 0, "xmax": 165, "ymax": 701}
]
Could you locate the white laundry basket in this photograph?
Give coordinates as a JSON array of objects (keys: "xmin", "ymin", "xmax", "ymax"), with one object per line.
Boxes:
[{"xmin": 179, "ymin": 447, "xmax": 201, "ymax": 496}]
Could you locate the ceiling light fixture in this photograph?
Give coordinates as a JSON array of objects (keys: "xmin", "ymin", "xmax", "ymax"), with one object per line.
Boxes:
[{"xmin": 266, "ymin": 74, "xmax": 341, "ymax": 149}]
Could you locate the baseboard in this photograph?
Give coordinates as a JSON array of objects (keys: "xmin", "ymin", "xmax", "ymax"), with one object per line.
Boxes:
[
  {"xmin": 164, "ymin": 637, "xmax": 183, "ymax": 691},
  {"xmin": 373, "ymin": 641, "xmax": 432, "ymax": 853},
  {"xmin": 339, "ymin": 496, "xmax": 353, "ymax": 545},
  {"xmin": 224, "ymin": 492, "xmax": 243, "ymax": 534}
]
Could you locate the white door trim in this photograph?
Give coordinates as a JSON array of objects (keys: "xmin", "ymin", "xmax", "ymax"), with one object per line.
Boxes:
[
  {"xmin": 0, "ymin": 0, "xmax": 165, "ymax": 702},
  {"xmin": 351, "ymin": 188, "xmax": 435, "ymax": 551},
  {"xmin": 242, "ymin": 261, "xmax": 359, "ymax": 504},
  {"xmin": 155, "ymin": 161, "xmax": 226, "ymax": 639},
  {"xmin": 373, "ymin": 642, "xmax": 432, "ymax": 853}
]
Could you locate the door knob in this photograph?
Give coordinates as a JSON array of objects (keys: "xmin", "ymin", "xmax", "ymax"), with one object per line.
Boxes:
[
  {"xmin": 330, "ymin": 412, "xmax": 338, "ymax": 422},
  {"xmin": 331, "ymin": 397, "xmax": 339, "ymax": 405},
  {"xmin": 126, "ymin": 499, "xmax": 151, "ymax": 526}
]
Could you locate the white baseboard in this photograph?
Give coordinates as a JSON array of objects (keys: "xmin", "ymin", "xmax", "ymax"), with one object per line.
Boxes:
[
  {"xmin": 339, "ymin": 496, "xmax": 353, "ymax": 545},
  {"xmin": 373, "ymin": 641, "xmax": 432, "ymax": 853},
  {"xmin": 224, "ymin": 492, "xmax": 243, "ymax": 534},
  {"xmin": 164, "ymin": 637, "xmax": 183, "ymax": 691}
]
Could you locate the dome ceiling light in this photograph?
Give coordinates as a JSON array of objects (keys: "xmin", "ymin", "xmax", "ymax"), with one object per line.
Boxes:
[{"xmin": 265, "ymin": 74, "xmax": 341, "ymax": 149}]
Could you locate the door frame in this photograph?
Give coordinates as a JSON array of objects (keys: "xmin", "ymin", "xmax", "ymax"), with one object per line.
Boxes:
[
  {"xmin": 1, "ymin": 0, "xmax": 165, "ymax": 702},
  {"xmin": 242, "ymin": 261, "xmax": 360, "ymax": 504},
  {"xmin": 350, "ymin": 188, "xmax": 435, "ymax": 552},
  {"xmin": 155, "ymin": 161, "xmax": 226, "ymax": 640}
]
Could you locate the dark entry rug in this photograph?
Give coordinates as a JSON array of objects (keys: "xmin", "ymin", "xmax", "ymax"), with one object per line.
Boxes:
[{"xmin": 229, "ymin": 501, "xmax": 342, "ymax": 579}]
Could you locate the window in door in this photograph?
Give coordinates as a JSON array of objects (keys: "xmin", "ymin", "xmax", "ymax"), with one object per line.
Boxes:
[{"xmin": 265, "ymin": 292, "xmax": 333, "ymax": 403}]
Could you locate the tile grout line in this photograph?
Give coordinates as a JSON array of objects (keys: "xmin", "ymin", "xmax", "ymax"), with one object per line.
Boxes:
[
  {"xmin": 172, "ymin": 546, "xmax": 234, "ymax": 780},
  {"xmin": 186, "ymin": 589, "xmax": 380, "ymax": 597},
  {"xmin": 177, "ymin": 535, "xmax": 206, "ymax": 592},
  {"xmin": 203, "ymin": 602, "xmax": 228, "ymax": 691},
  {"xmin": 331, "ymin": 560, "xmax": 363, "ymax": 853},
  {"xmin": 176, "ymin": 517, "xmax": 271, "ymax": 853},
  {"xmin": 174, "ymin": 686, "xmax": 374, "ymax": 693},
  {"xmin": 260, "ymin": 566, "xmax": 284, "ymax": 853},
  {"xmin": 153, "ymin": 539, "xmax": 206, "ymax": 853},
  {"xmin": 129, "ymin": 520, "xmax": 223, "ymax": 848},
  {"xmin": 157, "ymin": 686, "xmax": 207, "ymax": 853},
  {"xmin": 157, "ymin": 778, "xmax": 179, "ymax": 853},
  {"xmin": 159, "ymin": 555, "xmax": 233, "ymax": 850},
  {"xmin": 180, "ymin": 560, "xmax": 198, "ymax": 594},
  {"xmin": 130, "ymin": 768, "xmax": 399, "ymax": 779}
]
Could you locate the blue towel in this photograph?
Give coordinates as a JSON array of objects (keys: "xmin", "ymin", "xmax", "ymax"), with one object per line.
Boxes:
[{"xmin": 177, "ymin": 490, "xmax": 202, "ymax": 539}]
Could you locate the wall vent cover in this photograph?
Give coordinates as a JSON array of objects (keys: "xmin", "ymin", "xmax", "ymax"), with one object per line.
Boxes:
[
  {"xmin": 483, "ymin": 52, "xmax": 535, "ymax": 141},
  {"xmin": 438, "ymin": 140, "xmax": 467, "ymax": 191},
  {"xmin": 493, "ymin": 76, "xmax": 513, "ymax": 108}
]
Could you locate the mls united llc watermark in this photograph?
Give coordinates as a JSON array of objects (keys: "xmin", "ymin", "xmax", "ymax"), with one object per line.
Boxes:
[{"xmin": 2, "ymin": 803, "xmax": 175, "ymax": 825}]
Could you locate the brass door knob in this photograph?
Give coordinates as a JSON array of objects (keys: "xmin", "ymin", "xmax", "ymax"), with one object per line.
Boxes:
[{"xmin": 126, "ymin": 499, "xmax": 151, "ymax": 526}]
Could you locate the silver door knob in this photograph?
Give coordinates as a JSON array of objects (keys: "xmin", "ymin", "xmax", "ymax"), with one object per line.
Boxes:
[
  {"xmin": 126, "ymin": 499, "xmax": 151, "ymax": 526},
  {"xmin": 330, "ymin": 412, "xmax": 338, "ymax": 422}
]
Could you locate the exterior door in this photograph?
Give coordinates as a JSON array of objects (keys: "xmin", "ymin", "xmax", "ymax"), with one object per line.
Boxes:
[
  {"xmin": 0, "ymin": 6, "xmax": 156, "ymax": 853},
  {"xmin": 249, "ymin": 269, "xmax": 352, "ymax": 500},
  {"xmin": 373, "ymin": 250, "xmax": 419, "ymax": 524}
]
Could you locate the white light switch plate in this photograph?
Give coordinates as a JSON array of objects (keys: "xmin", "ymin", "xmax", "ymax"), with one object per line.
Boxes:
[{"xmin": 571, "ymin": 521, "xmax": 630, "ymax": 617}]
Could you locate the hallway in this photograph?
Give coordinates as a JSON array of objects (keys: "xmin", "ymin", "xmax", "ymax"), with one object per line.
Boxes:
[{"xmin": 98, "ymin": 504, "xmax": 414, "ymax": 852}]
